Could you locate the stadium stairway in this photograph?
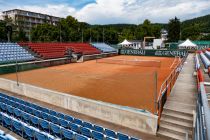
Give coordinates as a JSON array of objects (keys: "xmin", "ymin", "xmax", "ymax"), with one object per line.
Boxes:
[{"xmin": 157, "ymin": 54, "xmax": 197, "ymax": 140}]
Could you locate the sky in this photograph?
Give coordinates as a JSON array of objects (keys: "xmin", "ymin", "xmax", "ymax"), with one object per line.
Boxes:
[{"xmin": 0, "ymin": 0, "xmax": 210, "ymax": 25}]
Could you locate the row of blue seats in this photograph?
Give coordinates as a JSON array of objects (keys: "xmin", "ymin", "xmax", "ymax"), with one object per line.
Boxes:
[
  {"xmin": 0, "ymin": 112, "xmax": 58, "ymax": 140},
  {"xmin": 0, "ymin": 96, "xmax": 130, "ymax": 140},
  {"xmin": 0, "ymin": 43, "xmax": 35, "ymax": 64},
  {"xmin": 0, "ymin": 93, "xmax": 140, "ymax": 140},
  {"xmin": 0, "ymin": 128, "xmax": 17, "ymax": 140},
  {"xmin": 92, "ymin": 43, "xmax": 116, "ymax": 53}
]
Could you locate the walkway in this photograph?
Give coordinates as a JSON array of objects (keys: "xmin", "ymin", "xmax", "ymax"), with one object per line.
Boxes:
[{"xmin": 158, "ymin": 54, "xmax": 197, "ymax": 140}]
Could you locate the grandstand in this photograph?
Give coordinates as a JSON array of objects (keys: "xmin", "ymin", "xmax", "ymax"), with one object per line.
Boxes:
[
  {"xmin": 0, "ymin": 43, "xmax": 35, "ymax": 64},
  {"xmin": 19, "ymin": 43, "xmax": 101, "ymax": 59},
  {"xmin": 0, "ymin": 92, "xmax": 140, "ymax": 140},
  {"xmin": 91, "ymin": 43, "xmax": 117, "ymax": 53}
]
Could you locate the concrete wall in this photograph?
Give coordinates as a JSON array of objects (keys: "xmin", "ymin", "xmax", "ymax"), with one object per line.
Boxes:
[{"xmin": 0, "ymin": 78, "xmax": 158, "ymax": 134}]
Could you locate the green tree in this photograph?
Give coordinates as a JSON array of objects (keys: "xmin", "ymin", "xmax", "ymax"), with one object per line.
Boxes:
[
  {"xmin": 168, "ymin": 17, "xmax": 181, "ymax": 42},
  {"xmin": 181, "ymin": 25, "xmax": 200, "ymax": 40}
]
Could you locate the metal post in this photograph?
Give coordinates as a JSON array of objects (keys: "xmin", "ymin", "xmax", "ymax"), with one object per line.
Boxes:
[
  {"xmin": 103, "ymin": 28, "xmax": 105, "ymax": 43},
  {"xmin": 154, "ymin": 71, "xmax": 158, "ymax": 115},
  {"xmin": 59, "ymin": 20, "xmax": 62, "ymax": 43},
  {"xmin": 82, "ymin": 29, "xmax": 84, "ymax": 43},
  {"xmin": 15, "ymin": 51, "xmax": 19, "ymax": 86}
]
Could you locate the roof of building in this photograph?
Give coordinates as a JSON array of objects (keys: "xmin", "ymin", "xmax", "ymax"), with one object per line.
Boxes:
[{"xmin": 2, "ymin": 9, "xmax": 62, "ymax": 19}]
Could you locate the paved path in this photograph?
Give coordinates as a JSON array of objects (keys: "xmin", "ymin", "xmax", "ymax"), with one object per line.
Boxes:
[{"xmin": 158, "ymin": 53, "xmax": 197, "ymax": 140}]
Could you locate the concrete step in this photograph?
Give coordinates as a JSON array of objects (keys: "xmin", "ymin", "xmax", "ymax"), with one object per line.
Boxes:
[
  {"xmin": 157, "ymin": 129, "xmax": 191, "ymax": 140},
  {"xmin": 168, "ymin": 97, "xmax": 196, "ymax": 105},
  {"xmin": 163, "ymin": 107, "xmax": 193, "ymax": 118},
  {"xmin": 159, "ymin": 123, "xmax": 192, "ymax": 138},
  {"xmin": 162, "ymin": 110, "xmax": 193, "ymax": 124},
  {"xmin": 169, "ymin": 92, "xmax": 197, "ymax": 99},
  {"xmin": 160, "ymin": 116, "xmax": 193, "ymax": 131},
  {"xmin": 164, "ymin": 101, "xmax": 196, "ymax": 112}
]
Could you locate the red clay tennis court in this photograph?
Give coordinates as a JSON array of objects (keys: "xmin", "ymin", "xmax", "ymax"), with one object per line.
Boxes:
[{"xmin": 0, "ymin": 55, "xmax": 178, "ymax": 113}]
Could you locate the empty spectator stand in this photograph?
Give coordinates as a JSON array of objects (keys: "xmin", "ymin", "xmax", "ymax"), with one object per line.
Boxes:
[
  {"xmin": 0, "ymin": 92, "xmax": 140, "ymax": 140},
  {"xmin": 19, "ymin": 43, "xmax": 66, "ymax": 59},
  {"xmin": 91, "ymin": 43, "xmax": 117, "ymax": 53},
  {"xmin": 0, "ymin": 43, "xmax": 35, "ymax": 64},
  {"xmin": 19, "ymin": 43, "xmax": 101, "ymax": 59},
  {"xmin": 66, "ymin": 43, "xmax": 101, "ymax": 55}
]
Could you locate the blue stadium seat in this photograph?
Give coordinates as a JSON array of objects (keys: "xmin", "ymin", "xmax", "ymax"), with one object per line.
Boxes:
[
  {"xmin": 30, "ymin": 116, "xmax": 40, "ymax": 127},
  {"xmin": 12, "ymin": 120, "xmax": 23, "ymax": 136},
  {"xmin": 57, "ymin": 112, "xmax": 65, "ymax": 119},
  {"xmin": 80, "ymin": 127, "xmax": 92, "ymax": 138},
  {"xmin": 105, "ymin": 128, "xmax": 117, "ymax": 138},
  {"xmin": 25, "ymin": 106, "xmax": 33, "ymax": 114},
  {"xmin": 14, "ymin": 108, "xmax": 21, "ymax": 119},
  {"xmin": 59, "ymin": 119, "xmax": 69, "ymax": 128},
  {"xmin": 69, "ymin": 122, "xmax": 80, "ymax": 133},
  {"xmin": 41, "ymin": 112, "xmax": 49, "ymax": 120},
  {"xmin": 6, "ymin": 106, "xmax": 14, "ymax": 116},
  {"xmin": 35, "ymin": 131, "xmax": 47, "ymax": 140},
  {"xmin": 2, "ymin": 115, "xmax": 12, "ymax": 130},
  {"xmin": 50, "ymin": 123, "xmax": 61, "ymax": 138},
  {"xmin": 94, "ymin": 125, "xmax": 104, "ymax": 133},
  {"xmin": 49, "ymin": 115, "xmax": 59, "ymax": 124},
  {"xmin": 18, "ymin": 104, "xmax": 26, "ymax": 112},
  {"xmin": 49, "ymin": 110, "xmax": 57, "ymax": 116},
  {"xmin": 33, "ymin": 109, "xmax": 41, "ymax": 118},
  {"xmin": 74, "ymin": 118, "xmax": 83, "ymax": 126},
  {"xmin": 0, "ymin": 113, "xmax": 2, "ymax": 124},
  {"xmin": 40, "ymin": 120, "xmax": 50, "ymax": 132},
  {"xmin": 0, "ymin": 103, "xmax": 7, "ymax": 112},
  {"xmin": 117, "ymin": 133, "xmax": 129, "ymax": 140},
  {"xmin": 41, "ymin": 108, "xmax": 50, "ymax": 114},
  {"xmin": 83, "ymin": 122, "xmax": 93, "ymax": 130},
  {"xmin": 21, "ymin": 112, "xmax": 31, "ymax": 124},
  {"xmin": 23, "ymin": 126, "xmax": 34, "ymax": 140},
  {"xmin": 61, "ymin": 128, "xmax": 74, "ymax": 140},
  {"xmin": 75, "ymin": 134, "xmax": 89, "ymax": 140},
  {"xmin": 65, "ymin": 115, "xmax": 73, "ymax": 122},
  {"xmin": 92, "ymin": 130, "xmax": 104, "ymax": 140}
]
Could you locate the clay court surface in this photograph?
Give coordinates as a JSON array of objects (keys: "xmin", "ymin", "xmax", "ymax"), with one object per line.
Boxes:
[{"xmin": 0, "ymin": 55, "xmax": 177, "ymax": 113}]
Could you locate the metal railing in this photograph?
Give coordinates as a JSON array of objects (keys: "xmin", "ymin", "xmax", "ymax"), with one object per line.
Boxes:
[
  {"xmin": 156, "ymin": 55, "xmax": 187, "ymax": 120},
  {"xmin": 194, "ymin": 53, "xmax": 210, "ymax": 140}
]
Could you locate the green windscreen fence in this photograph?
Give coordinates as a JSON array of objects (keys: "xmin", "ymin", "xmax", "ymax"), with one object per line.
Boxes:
[{"xmin": 0, "ymin": 58, "xmax": 71, "ymax": 75}]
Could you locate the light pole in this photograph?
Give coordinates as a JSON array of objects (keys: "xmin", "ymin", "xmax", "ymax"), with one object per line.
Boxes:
[{"xmin": 15, "ymin": 50, "xmax": 19, "ymax": 86}]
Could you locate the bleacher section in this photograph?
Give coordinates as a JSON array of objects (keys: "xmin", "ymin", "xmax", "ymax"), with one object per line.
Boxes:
[
  {"xmin": 67, "ymin": 43, "xmax": 101, "ymax": 55},
  {"xmin": 0, "ymin": 43, "xmax": 35, "ymax": 64},
  {"xmin": 19, "ymin": 43, "xmax": 66, "ymax": 59},
  {"xmin": 0, "ymin": 129, "xmax": 17, "ymax": 140},
  {"xmin": 91, "ymin": 43, "xmax": 117, "ymax": 53},
  {"xmin": 0, "ymin": 92, "xmax": 140, "ymax": 140},
  {"xmin": 19, "ymin": 43, "xmax": 101, "ymax": 59}
]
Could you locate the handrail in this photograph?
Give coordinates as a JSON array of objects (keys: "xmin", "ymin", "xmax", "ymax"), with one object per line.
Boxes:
[
  {"xmin": 200, "ymin": 83, "xmax": 210, "ymax": 140},
  {"xmin": 156, "ymin": 55, "xmax": 187, "ymax": 116}
]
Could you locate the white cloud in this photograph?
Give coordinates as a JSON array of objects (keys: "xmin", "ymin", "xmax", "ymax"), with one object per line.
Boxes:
[
  {"xmin": 1, "ymin": 0, "xmax": 210, "ymax": 24},
  {"xmin": 18, "ymin": 4, "xmax": 76, "ymax": 18},
  {"xmin": 74, "ymin": 0, "xmax": 210, "ymax": 24}
]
